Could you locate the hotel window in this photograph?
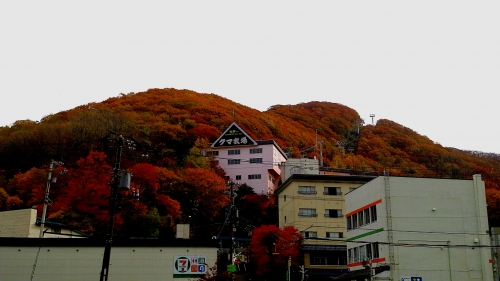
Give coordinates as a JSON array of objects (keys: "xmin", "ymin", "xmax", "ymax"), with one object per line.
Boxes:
[
  {"xmin": 324, "ymin": 187, "xmax": 342, "ymax": 195},
  {"xmin": 298, "ymin": 186, "xmax": 316, "ymax": 195},
  {"xmin": 250, "ymin": 158, "xmax": 263, "ymax": 164},
  {"xmin": 235, "ymin": 175, "xmax": 241, "ymax": 180},
  {"xmin": 250, "ymin": 148, "xmax": 262, "ymax": 154},
  {"xmin": 228, "ymin": 159, "xmax": 240, "ymax": 165},
  {"xmin": 325, "ymin": 209, "xmax": 343, "ymax": 218},
  {"xmin": 326, "ymin": 232, "xmax": 343, "ymax": 238},
  {"xmin": 206, "ymin": 151, "xmax": 219, "ymax": 156},
  {"xmin": 228, "ymin": 150, "xmax": 240, "ymax": 155},
  {"xmin": 303, "ymin": 231, "xmax": 317, "ymax": 238},
  {"xmin": 347, "ymin": 216, "xmax": 352, "ymax": 230},
  {"xmin": 299, "ymin": 208, "xmax": 317, "ymax": 217},
  {"xmin": 248, "ymin": 174, "xmax": 261, "ymax": 180},
  {"xmin": 352, "ymin": 213, "xmax": 358, "ymax": 228}
]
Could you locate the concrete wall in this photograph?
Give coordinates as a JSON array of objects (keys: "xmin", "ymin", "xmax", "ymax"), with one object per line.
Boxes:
[
  {"xmin": 346, "ymin": 175, "xmax": 493, "ymax": 281},
  {"xmin": 0, "ymin": 209, "xmax": 33, "ymax": 238},
  {"xmin": 0, "ymin": 238, "xmax": 218, "ymax": 281}
]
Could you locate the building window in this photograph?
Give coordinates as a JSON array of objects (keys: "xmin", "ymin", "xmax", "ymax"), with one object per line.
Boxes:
[
  {"xmin": 250, "ymin": 148, "xmax": 262, "ymax": 154},
  {"xmin": 358, "ymin": 211, "xmax": 364, "ymax": 226},
  {"xmin": 326, "ymin": 232, "xmax": 343, "ymax": 238},
  {"xmin": 370, "ymin": 206, "xmax": 377, "ymax": 222},
  {"xmin": 298, "ymin": 186, "xmax": 316, "ymax": 195},
  {"xmin": 347, "ymin": 201, "xmax": 380, "ymax": 231},
  {"xmin": 372, "ymin": 242, "xmax": 379, "ymax": 258},
  {"xmin": 248, "ymin": 174, "xmax": 261, "ymax": 180},
  {"xmin": 250, "ymin": 158, "xmax": 263, "ymax": 164},
  {"xmin": 325, "ymin": 209, "xmax": 343, "ymax": 218},
  {"xmin": 228, "ymin": 159, "xmax": 240, "ymax": 165},
  {"xmin": 299, "ymin": 208, "xmax": 317, "ymax": 217},
  {"xmin": 312, "ymin": 257, "xmax": 327, "ymax": 265},
  {"xmin": 363, "ymin": 208, "xmax": 370, "ymax": 224},
  {"xmin": 228, "ymin": 150, "xmax": 240, "ymax": 155},
  {"xmin": 349, "ymin": 243, "xmax": 379, "ymax": 264},
  {"xmin": 324, "ymin": 187, "xmax": 342, "ymax": 195},
  {"xmin": 303, "ymin": 231, "xmax": 317, "ymax": 238},
  {"xmin": 51, "ymin": 227, "xmax": 61, "ymax": 234},
  {"xmin": 311, "ymin": 252, "xmax": 346, "ymax": 266},
  {"xmin": 235, "ymin": 175, "xmax": 241, "ymax": 180},
  {"xmin": 206, "ymin": 151, "xmax": 219, "ymax": 156}
]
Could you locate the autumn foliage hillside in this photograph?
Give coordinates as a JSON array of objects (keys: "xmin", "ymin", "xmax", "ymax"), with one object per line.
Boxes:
[{"xmin": 1, "ymin": 88, "xmax": 500, "ymax": 230}]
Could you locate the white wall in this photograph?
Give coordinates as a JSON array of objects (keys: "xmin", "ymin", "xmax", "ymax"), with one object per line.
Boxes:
[
  {"xmin": 0, "ymin": 239, "xmax": 218, "ymax": 281},
  {"xmin": 346, "ymin": 176, "xmax": 493, "ymax": 281}
]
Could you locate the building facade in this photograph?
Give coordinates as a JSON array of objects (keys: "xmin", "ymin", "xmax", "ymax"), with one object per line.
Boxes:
[
  {"xmin": 0, "ymin": 237, "xmax": 218, "ymax": 281},
  {"xmin": 276, "ymin": 174, "xmax": 375, "ymax": 280},
  {"xmin": 0, "ymin": 209, "xmax": 86, "ymax": 238},
  {"xmin": 343, "ymin": 175, "xmax": 493, "ymax": 281},
  {"xmin": 210, "ymin": 122, "xmax": 287, "ymax": 194}
]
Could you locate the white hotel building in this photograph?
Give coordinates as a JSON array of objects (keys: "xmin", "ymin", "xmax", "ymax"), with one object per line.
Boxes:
[{"xmin": 209, "ymin": 122, "xmax": 287, "ymax": 194}]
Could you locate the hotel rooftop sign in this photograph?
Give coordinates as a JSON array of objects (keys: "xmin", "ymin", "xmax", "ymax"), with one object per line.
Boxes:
[{"xmin": 211, "ymin": 122, "xmax": 257, "ymax": 148}]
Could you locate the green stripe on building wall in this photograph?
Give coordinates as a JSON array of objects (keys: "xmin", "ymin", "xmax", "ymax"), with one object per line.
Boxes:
[{"xmin": 347, "ymin": 228, "xmax": 384, "ymax": 241}]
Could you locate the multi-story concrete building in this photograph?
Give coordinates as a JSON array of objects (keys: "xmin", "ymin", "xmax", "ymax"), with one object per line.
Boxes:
[
  {"xmin": 341, "ymin": 175, "xmax": 493, "ymax": 281},
  {"xmin": 276, "ymin": 174, "xmax": 375, "ymax": 280},
  {"xmin": 210, "ymin": 122, "xmax": 287, "ymax": 194}
]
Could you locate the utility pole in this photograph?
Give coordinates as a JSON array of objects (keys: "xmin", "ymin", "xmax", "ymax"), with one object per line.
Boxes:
[
  {"xmin": 287, "ymin": 256, "xmax": 291, "ymax": 281},
  {"xmin": 39, "ymin": 160, "xmax": 64, "ymax": 238},
  {"xmin": 229, "ymin": 181, "xmax": 235, "ymax": 266},
  {"xmin": 100, "ymin": 135, "xmax": 124, "ymax": 281}
]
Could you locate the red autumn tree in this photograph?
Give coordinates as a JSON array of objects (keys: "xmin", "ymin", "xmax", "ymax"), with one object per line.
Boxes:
[
  {"xmin": 7, "ymin": 167, "xmax": 46, "ymax": 207},
  {"xmin": 249, "ymin": 225, "xmax": 302, "ymax": 278},
  {"xmin": 120, "ymin": 163, "xmax": 181, "ymax": 238},
  {"xmin": 51, "ymin": 151, "xmax": 112, "ymax": 235}
]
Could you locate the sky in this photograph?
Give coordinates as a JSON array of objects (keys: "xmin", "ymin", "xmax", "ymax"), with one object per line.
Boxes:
[{"xmin": 1, "ymin": 0, "xmax": 499, "ymax": 153}]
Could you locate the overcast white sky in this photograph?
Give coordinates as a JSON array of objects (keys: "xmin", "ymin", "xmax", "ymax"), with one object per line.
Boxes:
[{"xmin": 1, "ymin": 0, "xmax": 499, "ymax": 153}]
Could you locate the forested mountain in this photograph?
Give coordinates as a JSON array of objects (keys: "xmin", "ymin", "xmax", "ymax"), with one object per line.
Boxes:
[{"xmin": 1, "ymin": 88, "xmax": 500, "ymax": 235}]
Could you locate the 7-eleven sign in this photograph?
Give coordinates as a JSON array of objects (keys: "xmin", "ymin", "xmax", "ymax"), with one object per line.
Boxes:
[
  {"xmin": 174, "ymin": 256, "xmax": 207, "ymax": 276},
  {"xmin": 174, "ymin": 257, "xmax": 191, "ymax": 273}
]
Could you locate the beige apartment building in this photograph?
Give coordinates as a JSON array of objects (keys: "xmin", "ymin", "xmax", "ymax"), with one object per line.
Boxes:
[{"xmin": 276, "ymin": 174, "xmax": 375, "ymax": 280}]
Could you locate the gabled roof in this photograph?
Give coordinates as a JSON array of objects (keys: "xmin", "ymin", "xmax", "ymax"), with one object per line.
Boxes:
[{"xmin": 211, "ymin": 122, "xmax": 257, "ymax": 148}]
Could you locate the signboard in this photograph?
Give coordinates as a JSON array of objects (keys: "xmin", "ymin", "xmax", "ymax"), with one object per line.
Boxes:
[
  {"xmin": 212, "ymin": 123, "xmax": 256, "ymax": 148},
  {"xmin": 174, "ymin": 256, "xmax": 207, "ymax": 278},
  {"xmin": 401, "ymin": 277, "xmax": 422, "ymax": 281}
]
